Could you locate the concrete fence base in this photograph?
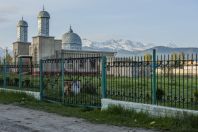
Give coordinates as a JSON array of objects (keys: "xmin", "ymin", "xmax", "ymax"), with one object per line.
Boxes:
[
  {"xmin": 101, "ymin": 99, "xmax": 198, "ymax": 117},
  {"xmin": 0, "ymin": 88, "xmax": 40, "ymax": 100}
]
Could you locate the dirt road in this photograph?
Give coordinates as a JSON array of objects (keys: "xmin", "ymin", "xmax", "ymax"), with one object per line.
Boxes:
[{"xmin": 0, "ymin": 104, "xmax": 155, "ymax": 132}]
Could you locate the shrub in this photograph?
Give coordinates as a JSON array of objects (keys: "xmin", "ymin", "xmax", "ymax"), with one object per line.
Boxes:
[
  {"xmin": 194, "ymin": 90, "xmax": 198, "ymax": 103},
  {"xmin": 156, "ymin": 88, "xmax": 165, "ymax": 101},
  {"xmin": 23, "ymin": 79, "xmax": 30, "ymax": 88},
  {"xmin": 0, "ymin": 78, "xmax": 3, "ymax": 85},
  {"xmin": 81, "ymin": 81, "xmax": 97, "ymax": 94},
  {"xmin": 146, "ymin": 92, "xmax": 150, "ymax": 100},
  {"xmin": 14, "ymin": 78, "xmax": 19, "ymax": 86}
]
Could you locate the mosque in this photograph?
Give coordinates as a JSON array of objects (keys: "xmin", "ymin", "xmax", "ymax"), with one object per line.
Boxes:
[{"xmin": 13, "ymin": 8, "xmax": 115, "ymax": 64}]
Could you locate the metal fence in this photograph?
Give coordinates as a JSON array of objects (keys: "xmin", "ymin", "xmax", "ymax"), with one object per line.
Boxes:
[
  {"xmin": 107, "ymin": 50, "xmax": 198, "ymax": 110},
  {"xmin": 0, "ymin": 59, "xmax": 39, "ymax": 92},
  {"xmin": 106, "ymin": 57, "xmax": 152, "ymax": 104},
  {"xmin": 1, "ymin": 50, "xmax": 198, "ymax": 110},
  {"xmin": 40, "ymin": 56, "xmax": 103, "ymax": 108}
]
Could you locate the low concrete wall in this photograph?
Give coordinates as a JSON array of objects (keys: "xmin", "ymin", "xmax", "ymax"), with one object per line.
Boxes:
[
  {"xmin": 0, "ymin": 88, "xmax": 40, "ymax": 100},
  {"xmin": 101, "ymin": 99, "xmax": 198, "ymax": 117}
]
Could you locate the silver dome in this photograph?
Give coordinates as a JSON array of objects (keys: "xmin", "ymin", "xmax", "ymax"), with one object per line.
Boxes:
[
  {"xmin": 38, "ymin": 11, "xmax": 50, "ymax": 18},
  {"xmin": 62, "ymin": 27, "xmax": 82, "ymax": 45},
  {"xmin": 17, "ymin": 19, "xmax": 28, "ymax": 27},
  {"xmin": 17, "ymin": 17, "xmax": 28, "ymax": 42}
]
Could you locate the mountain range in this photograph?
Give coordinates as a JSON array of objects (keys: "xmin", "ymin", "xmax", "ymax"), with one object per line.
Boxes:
[
  {"xmin": 0, "ymin": 39, "xmax": 198, "ymax": 57},
  {"xmin": 82, "ymin": 39, "xmax": 198, "ymax": 56}
]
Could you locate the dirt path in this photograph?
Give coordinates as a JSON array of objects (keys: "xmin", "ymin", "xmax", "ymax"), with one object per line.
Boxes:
[{"xmin": 0, "ymin": 104, "xmax": 156, "ymax": 132}]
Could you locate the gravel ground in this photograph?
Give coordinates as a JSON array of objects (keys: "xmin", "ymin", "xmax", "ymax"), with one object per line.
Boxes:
[{"xmin": 0, "ymin": 104, "xmax": 156, "ymax": 132}]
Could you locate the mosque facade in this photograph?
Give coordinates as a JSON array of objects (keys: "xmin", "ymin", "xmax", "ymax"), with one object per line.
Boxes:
[{"xmin": 13, "ymin": 8, "xmax": 115, "ymax": 64}]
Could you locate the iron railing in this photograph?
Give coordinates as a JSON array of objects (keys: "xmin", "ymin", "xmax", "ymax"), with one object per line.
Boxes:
[
  {"xmin": 0, "ymin": 61, "xmax": 39, "ymax": 92},
  {"xmin": 40, "ymin": 56, "xmax": 103, "ymax": 107},
  {"xmin": 107, "ymin": 51, "xmax": 198, "ymax": 110},
  {"xmin": 1, "ymin": 50, "xmax": 198, "ymax": 110}
]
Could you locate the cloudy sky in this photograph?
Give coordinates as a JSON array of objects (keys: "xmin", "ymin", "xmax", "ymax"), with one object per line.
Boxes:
[{"xmin": 0, "ymin": 0, "xmax": 198, "ymax": 48}]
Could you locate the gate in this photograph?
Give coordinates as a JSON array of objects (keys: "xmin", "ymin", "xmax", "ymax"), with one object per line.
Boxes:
[{"xmin": 40, "ymin": 56, "xmax": 105, "ymax": 108}]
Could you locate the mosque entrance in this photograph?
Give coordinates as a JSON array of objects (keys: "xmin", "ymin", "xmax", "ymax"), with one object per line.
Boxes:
[{"xmin": 40, "ymin": 56, "xmax": 104, "ymax": 108}]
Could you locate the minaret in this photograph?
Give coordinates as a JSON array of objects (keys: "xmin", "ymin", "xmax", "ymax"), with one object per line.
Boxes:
[
  {"xmin": 37, "ymin": 6, "xmax": 50, "ymax": 36},
  {"xmin": 13, "ymin": 17, "xmax": 31, "ymax": 64},
  {"xmin": 17, "ymin": 17, "xmax": 28, "ymax": 42}
]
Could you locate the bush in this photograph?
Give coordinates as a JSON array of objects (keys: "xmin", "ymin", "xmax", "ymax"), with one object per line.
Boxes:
[
  {"xmin": 14, "ymin": 78, "xmax": 19, "ymax": 86},
  {"xmin": 146, "ymin": 92, "xmax": 150, "ymax": 100},
  {"xmin": 194, "ymin": 90, "xmax": 198, "ymax": 103},
  {"xmin": 23, "ymin": 79, "xmax": 30, "ymax": 88},
  {"xmin": 81, "ymin": 81, "xmax": 97, "ymax": 94},
  {"xmin": 156, "ymin": 88, "xmax": 165, "ymax": 101},
  {"xmin": 0, "ymin": 78, "xmax": 3, "ymax": 85}
]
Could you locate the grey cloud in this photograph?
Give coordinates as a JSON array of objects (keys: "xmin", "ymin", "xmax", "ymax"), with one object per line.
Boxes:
[
  {"xmin": 0, "ymin": 17, "xmax": 9, "ymax": 23},
  {"xmin": 0, "ymin": 5, "xmax": 19, "ymax": 23},
  {"xmin": 0, "ymin": 5, "xmax": 20, "ymax": 14}
]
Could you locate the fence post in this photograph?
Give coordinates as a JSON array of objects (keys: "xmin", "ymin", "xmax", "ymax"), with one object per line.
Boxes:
[
  {"xmin": 3, "ymin": 59, "xmax": 6, "ymax": 88},
  {"xmin": 39, "ymin": 59, "xmax": 43, "ymax": 100},
  {"xmin": 152, "ymin": 49, "xmax": 157, "ymax": 104},
  {"xmin": 19, "ymin": 57, "xmax": 22, "ymax": 89},
  {"xmin": 61, "ymin": 53, "xmax": 64, "ymax": 103},
  {"xmin": 101, "ymin": 56, "xmax": 107, "ymax": 98}
]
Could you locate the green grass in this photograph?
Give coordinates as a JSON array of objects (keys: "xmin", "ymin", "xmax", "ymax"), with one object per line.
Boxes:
[
  {"xmin": 41, "ymin": 74, "xmax": 198, "ymax": 110},
  {"xmin": 1, "ymin": 73, "xmax": 198, "ymax": 110},
  {"xmin": 0, "ymin": 73, "xmax": 40, "ymax": 92},
  {"xmin": 0, "ymin": 91, "xmax": 198, "ymax": 132},
  {"xmin": 107, "ymin": 75, "xmax": 198, "ymax": 110}
]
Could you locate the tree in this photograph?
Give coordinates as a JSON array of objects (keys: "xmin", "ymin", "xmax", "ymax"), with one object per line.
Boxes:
[
  {"xmin": 144, "ymin": 53, "xmax": 152, "ymax": 62},
  {"xmin": 170, "ymin": 52, "xmax": 185, "ymax": 66},
  {"xmin": 178, "ymin": 52, "xmax": 185, "ymax": 60},
  {"xmin": 171, "ymin": 52, "xmax": 178, "ymax": 61},
  {"xmin": 4, "ymin": 49, "xmax": 13, "ymax": 64},
  {"xmin": 171, "ymin": 52, "xmax": 181, "ymax": 66},
  {"xmin": 178, "ymin": 52, "xmax": 185, "ymax": 65}
]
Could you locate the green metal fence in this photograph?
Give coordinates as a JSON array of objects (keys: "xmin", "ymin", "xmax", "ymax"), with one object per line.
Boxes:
[
  {"xmin": 0, "ymin": 59, "xmax": 39, "ymax": 92},
  {"xmin": 0, "ymin": 49, "xmax": 197, "ymax": 110},
  {"xmin": 39, "ymin": 51, "xmax": 198, "ymax": 110},
  {"xmin": 107, "ymin": 50, "xmax": 198, "ymax": 110},
  {"xmin": 106, "ymin": 56, "xmax": 153, "ymax": 104},
  {"xmin": 40, "ymin": 56, "xmax": 103, "ymax": 108}
]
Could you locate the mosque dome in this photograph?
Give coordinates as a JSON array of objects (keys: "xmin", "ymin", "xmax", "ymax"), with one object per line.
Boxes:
[
  {"xmin": 62, "ymin": 26, "xmax": 82, "ymax": 45},
  {"xmin": 17, "ymin": 18, "xmax": 28, "ymax": 27},
  {"xmin": 38, "ymin": 10, "xmax": 50, "ymax": 18}
]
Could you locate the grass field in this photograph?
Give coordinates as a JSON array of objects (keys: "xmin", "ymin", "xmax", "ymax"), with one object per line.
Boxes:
[
  {"xmin": 107, "ymin": 75, "xmax": 198, "ymax": 110},
  {"xmin": 0, "ymin": 73, "xmax": 40, "ymax": 92},
  {"xmin": 40, "ymin": 74, "xmax": 198, "ymax": 110},
  {"xmin": 0, "ymin": 72, "xmax": 198, "ymax": 110}
]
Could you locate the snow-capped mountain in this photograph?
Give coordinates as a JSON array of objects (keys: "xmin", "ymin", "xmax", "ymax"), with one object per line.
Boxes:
[
  {"xmin": 1, "ymin": 39, "xmax": 198, "ymax": 57},
  {"xmin": 82, "ymin": 38, "xmax": 153, "ymax": 52},
  {"xmin": 82, "ymin": 39, "xmax": 198, "ymax": 56},
  {"xmin": 82, "ymin": 38, "xmax": 156, "ymax": 56},
  {"xmin": 83, "ymin": 39, "xmax": 157, "ymax": 56}
]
